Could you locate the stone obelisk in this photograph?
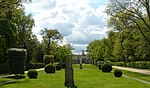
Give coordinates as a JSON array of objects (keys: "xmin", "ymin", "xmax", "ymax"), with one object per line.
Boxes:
[{"xmin": 65, "ymin": 54, "xmax": 74, "ymax": 87}]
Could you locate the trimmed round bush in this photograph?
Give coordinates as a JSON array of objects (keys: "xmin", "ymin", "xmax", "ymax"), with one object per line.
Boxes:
[
  {"xmin": 101, "ymin": 64, "xmax": 112, "ymax": 72},
  {"xmin": 43, "ymin": 55, "xmax": 54, "ymax": 65},
  {"xmin": 44, "ymin": 64, "xmax": 55, "ymax": 73},
  {"xmin": 27, "ymin": 69, "xmax": 38, "ymax": 79},
  {"xmin": 114, "ymin": 69, "xmax": 122, "ymax": 77}
]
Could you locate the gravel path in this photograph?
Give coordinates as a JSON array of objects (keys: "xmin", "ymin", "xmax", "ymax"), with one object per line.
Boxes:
[
  {"xmin": 0, "ymin": 68, "xmax": 44, "ymax": 78},
  {"xmin": 112, "ymin": 66, "xmax": 150, "ymax": 75},
  {"xmin": 113, "ymin": 66, "xmax": 150, "ymax": 85}
]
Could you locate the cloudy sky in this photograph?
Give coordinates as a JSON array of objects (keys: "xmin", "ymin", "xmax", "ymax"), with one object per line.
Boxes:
[{"xmin": 23, "ymin": 0, "xmax": 109, "ymax": 54}]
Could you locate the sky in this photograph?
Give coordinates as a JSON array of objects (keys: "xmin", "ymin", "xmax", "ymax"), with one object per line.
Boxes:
[{"xmin": 23, "ymin": 0, "xmax": 109, "ymax": 54}]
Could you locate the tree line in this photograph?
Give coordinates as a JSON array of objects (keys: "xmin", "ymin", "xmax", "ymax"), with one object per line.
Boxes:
[
  {"xmin": 0, "ymin": 0, "xmax": 72, "ymax": 65},
  {"xmin": 87, "ymin": 0, "xmax": 150, "ymax": 65}
]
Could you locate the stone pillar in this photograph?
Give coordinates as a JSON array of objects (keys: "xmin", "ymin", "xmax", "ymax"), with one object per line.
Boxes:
[
  {"xmin": 65, "ymin": 54, "xmax": 74, "ymax": 87},
  {"xmin": 80, "ymin": 58, "xmax": 82, "ymax": 69}
]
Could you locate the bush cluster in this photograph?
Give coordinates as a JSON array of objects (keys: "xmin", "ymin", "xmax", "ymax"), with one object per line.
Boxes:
[
  {"xmin": 43, "ymin": 55, "xmax": 54, "ymax": 65},
  {"xmin": 114, "ymin": 69, "xmax": 122, "ymax": 77},
  {"xmin": 26, "ymin": 63, "xmax": 44, "ymax": 70},
  {"xmin": 101, "ymin": 64, "xmax": 112, "ymax": 72},
  {"xmin": 27, "ymin": 69, "xmax": 38, "ymax": 79},
  {"xmin": 113, "ymin": 61, "xmax": 150, "ymax": 69},
  {"xmin": 44, "ymin": 64, "xmax": 55, "ymax": 73}
]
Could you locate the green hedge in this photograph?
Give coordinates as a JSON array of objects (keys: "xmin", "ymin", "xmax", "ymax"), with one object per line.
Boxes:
[
  {"xmin": 43, "ymin": 55, "xmax": 54, "ymax": 65},
  {"xmin": 7, "ymin": 48, "xmax": 27, "ymax": 75},
  {"xmin": 113, "ymin": 61, "xmax": 150, "ymax": 69},
  {"xmin": 26, "ymin": 63, "xmax": 44, "ymax": 70}
]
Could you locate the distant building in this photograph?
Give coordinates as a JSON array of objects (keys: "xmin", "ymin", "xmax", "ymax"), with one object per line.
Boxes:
[{"xmin": 72, "ymin": 52, "xmax": 93, "ymax": 64}]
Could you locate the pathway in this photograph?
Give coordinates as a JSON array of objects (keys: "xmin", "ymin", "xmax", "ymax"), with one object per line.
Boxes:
[
  {"xmin": 112, "ymin": 66, "xmax": 150, "ymax": 75},
  {"xmin": 0, "ymin": 68, "xmax": 44, "ymax": 78},
  {"xmin": 113, "ymin": 66, "xmax": 150, "ymax": 85}
]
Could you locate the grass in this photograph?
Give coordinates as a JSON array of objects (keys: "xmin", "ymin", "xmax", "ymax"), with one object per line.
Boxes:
[
  {"xmin": 0, "ymin": 64, "xmax": 150, "ymax": 88},
  {"xmin": 121, "ymin": 70, "xmax": 150, "ymax": 82}
]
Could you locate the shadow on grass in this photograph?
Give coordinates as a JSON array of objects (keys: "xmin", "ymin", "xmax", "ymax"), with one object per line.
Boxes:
[
  {"xmin": 4, "ymin": 75, "xmax": 26, "ymax": 79},
  {"xmin": 66, "ymin": 84, "xmax": 77, "ymax": 88},
  {"xmin": 0, "ymin": 75, "xmax": 29, "ymax": 86}
]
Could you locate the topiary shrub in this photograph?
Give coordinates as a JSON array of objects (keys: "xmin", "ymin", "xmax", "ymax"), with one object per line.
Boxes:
[
  {"xmin": 44, "ymin": 64, "xmax": 55, "ymax": 73},
  {"xmin": 114, "ymin": 69, "xmax": 122, "ymax": 77},
  {"xmin": 43, "ymin": 55, "xmax": 54, "ymax": 66},
  {"xmin": 27, "ymin": 69, "xmax": 38, "ymax": 79},
  {"xmin": 7, "ymin": 48, "xmax": 27, "ymax": 75},
  {"xmin": 101, "ymin": 63, "xmax": 112, "ymax": 72}
]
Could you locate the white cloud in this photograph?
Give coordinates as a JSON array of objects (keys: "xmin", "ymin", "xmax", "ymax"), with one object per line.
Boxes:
[{"xmin": 23, "ymin": 0, "xmax": 109, "ymax": 54}]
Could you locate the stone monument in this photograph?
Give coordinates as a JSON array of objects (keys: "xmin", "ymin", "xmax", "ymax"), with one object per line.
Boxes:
[
  {"xmin": 80, "ymin": 57, "xmax": 83, "ymax": 69},
  {"xmin": 65, "ymin": 54, "xmax": 74, "ymax": 87}
]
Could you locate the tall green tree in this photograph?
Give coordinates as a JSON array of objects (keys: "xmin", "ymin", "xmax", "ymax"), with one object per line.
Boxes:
[
  {"xmin": 56, "ymin": 44, "xmax": 73, "ymax": 62},
  {"xmin": 41, "ymin": 28, "xmax": 63, "ymax": 55},
  {"xmin": 0, "ymin": 0, "xmax": 38, "ymax": 63},
  {"xmin": 106, "ymin": 0, "xmax": 150, "ymax": 43}
]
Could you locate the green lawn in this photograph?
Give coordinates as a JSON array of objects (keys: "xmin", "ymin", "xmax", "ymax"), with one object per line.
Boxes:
[
  {"xmin": 0, "ymin": 64, "xmax": 150, "ymax": 88},
  {"xmin": 122, "ymin": 70, "xmax": 150, "ymax": 82}
]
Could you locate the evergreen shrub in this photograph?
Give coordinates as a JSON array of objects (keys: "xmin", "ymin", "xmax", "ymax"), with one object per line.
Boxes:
[
  {"xmin": 27, "ymin": 69, "xmax": 38, "ymax": 79},
  {"xmin": 101, "ymin": 63, "xmax": 112, "ymax": 72},
  {"xmin": 114, "ymin": 69, "xmax": 122, "ymax": 77},
  {"xmin": 44, "ymin": 63, "xmax": 55, "ymax": 73}
]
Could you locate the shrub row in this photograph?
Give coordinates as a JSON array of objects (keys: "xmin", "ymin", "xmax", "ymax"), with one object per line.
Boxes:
[
  {"xmin": 98, "ymin": 63, "xmax": 122, "ymax": 77},
  {"xmin": 27, "ymin": 63, "xmax": 61, "ymax": 79},
  {"xmin": 113, "ymin": 61, "xmax": 150, "ymax": 69},
  {"xmin": 26, "ymin": 63, "xmax": 44, "ymax": 70}
]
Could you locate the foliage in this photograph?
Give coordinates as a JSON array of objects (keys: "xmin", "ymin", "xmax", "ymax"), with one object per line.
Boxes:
[
  {"xmin": 44, "ymin": 63, "xmax": 55, "ymax": 73},
  {"xmin": 101, "ymin": 64, "xmax": 112, "ymax": 72},
  {"xmin": 114, "ymin": 69, "xmax": 122, "ymax": 77},
  {"xmin": 113, "ymin": 61, "xmax": 150, "ymax": 69},
  {"xmin": 7, "ymin": 48, "xmax": 27, "ymax": 75},
  {"xmin": 56, "ymin": 44, "xmax": 73, "ymax": 62},
  {"xmin": 41, "ymin": 28, "xmax": 63, "ymax": 55},
  {"xmin": 87, "ymin": 0, "xmax": 150, "ymax": 63},
  {"xmin": 43, "ymin": 55, "xmax": 54, "ymax": 65},
  {"xmin": 27, "ymin": 69, "xmax": 38, "ymax": 79},
  {"xmin": 0, "ymin": 63, "xmax": 9, "ymax": 74},
  {"xmin": 25, "ymin": 63, "xmax": 44, "ymax": 70},
  {"xmin": 0, "ymin": 0, "xmax": 40, "ymax": 64},
  {"xmin": 35, "ymin": 44, "xmax": 44, "ymax": 63}
]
